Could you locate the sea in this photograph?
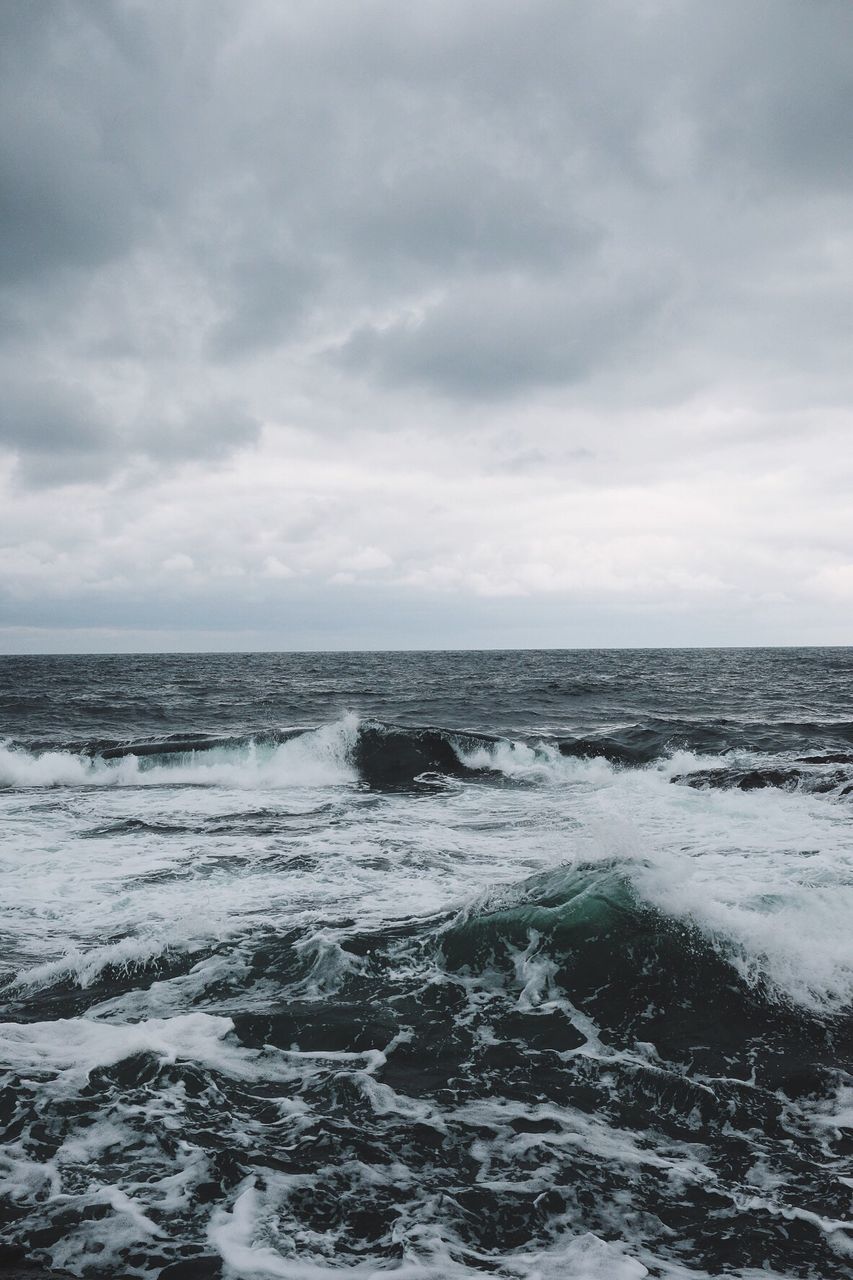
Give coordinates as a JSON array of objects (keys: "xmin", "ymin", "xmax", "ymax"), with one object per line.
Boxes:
[{"xmin": 0, "ymin": 648, "xmax": 851, "ymax": 1280}]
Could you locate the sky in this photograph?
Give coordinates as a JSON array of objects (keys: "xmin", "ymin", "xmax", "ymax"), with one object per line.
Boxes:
[{"xmin": 1, "ymin": 0, "xmax": 853, "ymax": 652}]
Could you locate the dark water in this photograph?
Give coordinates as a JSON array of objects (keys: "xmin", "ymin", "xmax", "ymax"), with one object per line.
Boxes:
[{"xmin": 0, "ymin": 650, "xmax": 851, "ymax": 1279}]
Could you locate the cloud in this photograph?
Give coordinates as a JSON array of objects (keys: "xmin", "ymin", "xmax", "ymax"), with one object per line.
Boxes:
[
  {"xmin": 0, "ymin": 379, "xmax": 118, "ymax": 487},
  {"xmin": 335, "ymin": 268, "xmax": 668, "ymax": 397},
  {"xmin": 141, "ymin": 400, "xmax": 262, "ymax": 463},
  {"xmin": 0, "ymin": 374, "xmax": 261, "ymax": 488},
  {"xmin": 206, "ymin": 254, "xmax": 320, "ymax": 361},
  {"xmin": 0, "ymin": 3, "xmax": 169, "ymax": 293},
  {"xmin": 0, "ymin": 1, "xmax": 852, "ymax": 646}
]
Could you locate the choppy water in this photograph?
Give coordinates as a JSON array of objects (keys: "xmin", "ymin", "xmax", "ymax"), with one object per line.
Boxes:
[{"xmin": 0, "ymin": 649, "xmax": 851, "ymax": 1279}]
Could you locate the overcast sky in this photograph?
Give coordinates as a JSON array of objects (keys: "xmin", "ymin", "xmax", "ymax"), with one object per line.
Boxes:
[{"xmin": 1, "ymin": 0, "xmax": 852, "ymax": 652}]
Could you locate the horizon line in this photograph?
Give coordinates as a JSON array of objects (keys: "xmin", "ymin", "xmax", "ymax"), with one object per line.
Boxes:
[{"xmin": 1, "ymin": 643, "xmax": 851, "ymax": 659}]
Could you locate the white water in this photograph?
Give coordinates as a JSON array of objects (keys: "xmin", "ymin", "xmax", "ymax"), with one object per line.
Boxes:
[
  {"xmin": 0, "ymin": 716, "xmax": 360, "ymax": 790},
  {"xmin": 2, "ymin": 718, "xmax": 851, "ymax": 1013},
  {"xmin": 2, "ymin": 717, "xmax": 852, "ymax": 1277}
]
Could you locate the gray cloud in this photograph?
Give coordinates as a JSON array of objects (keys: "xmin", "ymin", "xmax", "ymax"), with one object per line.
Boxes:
[
  {"xmin": 0, "ymin": 373, "xmax": 260, "ymax": 487},
  {"xmin": 335, "ymin": 269, "xmax": 669, "ymax": 397},
  {"xmin": 206, "ymin": 254, "xmax": 319, "ymax": 361},
  {"xmin": 141, "ymin": 400, "xmax": 262, "ymax": 462},
  {"xmin": 0, "ymin": 378, "xmax": 118, "ymax": 486},
  {"xmin": 1, "ymin": 1, "xmax": 853, "ymax": 645},
  {"xmin": 4, "ymin": 1, "xmax": 853, "ymax": 394},
  {"xmin": 0, "ymin": 5, "xmax": 151, "ymax": 291}
]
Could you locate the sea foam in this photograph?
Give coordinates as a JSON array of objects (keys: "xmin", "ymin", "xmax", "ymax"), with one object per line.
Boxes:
[{"xmin": 0, "ymin": 716, "xmax": 359, "ymax": 789}]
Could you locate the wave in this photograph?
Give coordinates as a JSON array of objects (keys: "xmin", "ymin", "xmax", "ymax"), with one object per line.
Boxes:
[
  {"xmin": 558, "ymin": 718, "xmax": 853, "ymax": 763},
  {"xmin": 12, "ymin": 935, "xmax": 178, "ymax": 992},
  {"xmin": 4, "ymin": 717, "xmax": 853, "ymax": 802},
  {"xmin": 3, "ymin": 867, "xmax": 851, "ymax": 1279},
  {"xmin": 0, "ymin": 718, "xmax": 512, "ymax": 791},
  {"xmin": 0, "ymin": 718, "xmax": 362, "ymax": 789},
  {"xmin": 7, "ymin": 928, "xmax": 219, "ymax": 998},
  {"xmin": 671, "ymin": 763, "xmax": 853, "ymax": 798},
  {"xmin": 441, "ymin": 861, "xmax": 853, "ymax": 1023}
]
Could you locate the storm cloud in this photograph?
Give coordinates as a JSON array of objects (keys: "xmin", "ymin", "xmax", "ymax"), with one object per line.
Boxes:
[{"xmin": 1, "ymin": 0, "xmax": 852, "ymax": 649}]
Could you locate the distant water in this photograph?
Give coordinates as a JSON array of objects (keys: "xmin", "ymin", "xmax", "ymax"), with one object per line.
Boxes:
[{"xmin": 1, "ymin": 649, "xmax": 851, "ymax": 1279}]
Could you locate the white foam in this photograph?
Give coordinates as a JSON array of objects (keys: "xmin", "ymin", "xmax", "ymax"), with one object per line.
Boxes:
[
  {"xmin": 13, "ymin": 934, "xmax": 177, "ymax": 991},
  {"xmin": 209, "ymin": 1179, "xmax": 652, "ymax": 1279},
  {"xmin": 512, "ymin": 929, "xmax": 560, "ymax": 1011},
  {"xmin": 0, "ymin": 1011, "xmax": 251, "ymax": 1084},
  {"xmin": 444, "ymin": 735, "xmax": 853, "ymax": 1014},
  {"xmin": 2, "ymin": 722, "xmax": 851, "ymax": 1043},
  {"xmin": 456, "ymin": 737, "xmax": 615, "ymax": 787},
  {"xmin": 524, "ymin": 754, "xmax": 853, "ymax": 1015},
  {"xmin": 0, "ymin": 715, "xmax": 359, "ymax": 790},
  {"xmin": 0, "ymin": 742, "xmax": 99, "ymax": 787},
  {"xmin": 2, "ymin": 715, "xmax": 849, "ymax": 1279},
  {"xmin": 606, "ymin": 786, "xmax": 853, "ymax": 1014},
  {"xmin": 292, "ymin": 929, "xmax": 367, "ymax": 997}
]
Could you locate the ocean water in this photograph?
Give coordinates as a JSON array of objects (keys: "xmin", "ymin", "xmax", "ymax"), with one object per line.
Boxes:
[{"xmin": 0, "ymin": 648, "xmax": 851, "ymax": 1280}]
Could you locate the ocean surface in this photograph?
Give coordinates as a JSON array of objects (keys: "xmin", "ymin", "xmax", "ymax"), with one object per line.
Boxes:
[{"xmin": 0, "ymin": 648, "xmax": 851, "ymax": 1280}]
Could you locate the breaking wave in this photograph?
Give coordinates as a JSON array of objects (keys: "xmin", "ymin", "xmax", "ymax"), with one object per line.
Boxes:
[
  {"xmin": 6, "ymin": 714, "xmax": 853, "ymax": 796},
  {"xmin": 0, "ymin": 717, "xmax": 558, "ymax": 792},
  {"xmin": 0, "ymin": 717, "xmax": 362, "ymax": 789}
]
